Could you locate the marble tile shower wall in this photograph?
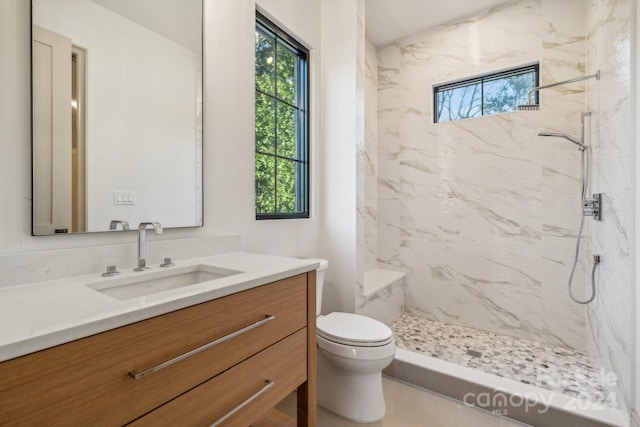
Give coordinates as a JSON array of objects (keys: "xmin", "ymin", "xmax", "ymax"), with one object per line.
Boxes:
[
  {"xmin": 354, "ymin": 0, "xmax": 366, "ymax": 311},
  {"xmin": 376, "ymin": 0, "xmax": 591, "ymax": 350},
  {"xmin": 364, "ymin": 38, "xmax": 379, "ymax": 275},
  {"xmin": 354, "ymin": 35, "xmax": 405, "ymax": 326},
  {"xmin": 585, "ymin": 0, "xmax": 632, "ymax": 410}
]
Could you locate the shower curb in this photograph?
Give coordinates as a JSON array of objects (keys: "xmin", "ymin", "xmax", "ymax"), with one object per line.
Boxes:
[{"xmin": 384, "ymin": 349, "xmax": 629, "ymax": 427}]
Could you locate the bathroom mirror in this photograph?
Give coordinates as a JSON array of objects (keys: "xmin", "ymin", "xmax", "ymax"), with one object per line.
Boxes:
[{"xmin": 31, "ymin": 0, "xmax": 203, "ymax": 235}]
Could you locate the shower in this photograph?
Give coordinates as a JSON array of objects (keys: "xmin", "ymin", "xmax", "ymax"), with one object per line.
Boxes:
[
  {"xmin": 519, "ymin": 70, "xmax": 602, "ymax": 304},
  {"xmin": 538, "ymin": 112, "xmax": 600, "ymax": 304},
  {"xmin": 366, "ymin": 0, "xmax": 630, "ymax": 420}
]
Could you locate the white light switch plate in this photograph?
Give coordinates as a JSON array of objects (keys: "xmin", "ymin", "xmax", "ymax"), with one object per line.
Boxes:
[{"xmin": 114, "ymin": 191, "xmax": 135, "ymax": 205}]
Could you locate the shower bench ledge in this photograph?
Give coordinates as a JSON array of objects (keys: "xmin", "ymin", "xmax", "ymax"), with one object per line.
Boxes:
[{"xmin": 363, "ymin": 268, "xmax": 405, "ymax": 297}]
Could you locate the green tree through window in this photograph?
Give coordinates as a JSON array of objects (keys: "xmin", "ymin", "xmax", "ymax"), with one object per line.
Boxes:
[
  {"xmin": 255, "ymin": 13, "xmax": 309, "ymax": 219},
  {"xmin": 434, "ymin": 65, "xmax": 538, "ymax": 123}
]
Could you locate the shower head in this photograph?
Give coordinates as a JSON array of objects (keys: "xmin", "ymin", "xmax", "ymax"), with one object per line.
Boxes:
[
  {"xmin": 538, "ymin": 132, "xmax": 585, "ymax": 149},
  {"xmin": 517, "ymin": 103, "xmax": 540, "ymax": 111}
]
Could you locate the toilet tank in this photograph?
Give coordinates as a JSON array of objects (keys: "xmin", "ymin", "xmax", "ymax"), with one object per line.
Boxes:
[{"xmin": 305, "ymin": 258, "xmax": 328, "ymax": 316}]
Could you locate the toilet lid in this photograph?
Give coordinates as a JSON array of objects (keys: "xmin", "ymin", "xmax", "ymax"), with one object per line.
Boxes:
[{"xmin": 317, "ymin": 312, "xmax": 393, "ymax": 346}]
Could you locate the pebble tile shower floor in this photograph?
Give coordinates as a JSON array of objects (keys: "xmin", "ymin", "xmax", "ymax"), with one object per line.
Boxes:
[{"xmin": 391, "ymin": 310, "xmax": 616, "ymax": 408}]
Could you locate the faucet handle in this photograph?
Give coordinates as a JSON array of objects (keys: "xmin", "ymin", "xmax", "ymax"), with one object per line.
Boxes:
[
  {"xmin": 138, "ymin": 222, "xmax": 163, "ymax": 234},
  {"xmin": 102, "ymin": 265, "xmax": 121, "ymax": 277},
  {"xmin": 160, "ymin": 257, "xmax": 175, "ymax": 267},
  {"xmin": 109, "ymin": 220, "xmax": 130, "ymax": 230}
]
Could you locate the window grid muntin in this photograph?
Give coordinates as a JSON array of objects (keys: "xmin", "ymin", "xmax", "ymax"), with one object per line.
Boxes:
[
  {"xmin": 255, "ymin": 12, "xmax": 309, "ymax": 219},
  {"xmin": 434, "ymin": 64, "xmax": 539, "ymax": 123}
]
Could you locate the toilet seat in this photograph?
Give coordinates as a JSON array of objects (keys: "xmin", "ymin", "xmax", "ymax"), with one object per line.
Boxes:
[
  {"xmin": 317, "ymin": 312, "xmax": 393, "ymax": 347},
  {"xmin": 316, "ymin": 333, "xmax": 396, "ymax": 361}
]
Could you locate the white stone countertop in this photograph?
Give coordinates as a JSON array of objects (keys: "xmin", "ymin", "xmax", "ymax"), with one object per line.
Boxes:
[{"xmin": 0, "ymin": 252, "xmax": 318, "ymax": 363}]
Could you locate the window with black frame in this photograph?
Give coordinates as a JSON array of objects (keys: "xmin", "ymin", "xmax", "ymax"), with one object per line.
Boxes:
[
  {"xmin": 434, "ymin": 64, "xmax": 539, "ymax": 123},
  {"xmin": 255, "ymin": 13, "xmax": 309, "ymax": 219}
]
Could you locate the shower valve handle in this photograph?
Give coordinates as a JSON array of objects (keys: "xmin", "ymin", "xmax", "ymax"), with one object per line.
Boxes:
[{"xmin": 583, "ymin": 193, "xmax": 602, "ymax": 221}]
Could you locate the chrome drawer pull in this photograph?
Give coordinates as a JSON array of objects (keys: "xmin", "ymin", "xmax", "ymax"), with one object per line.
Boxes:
[
  {"xmin": 129, "ymin": 315, "xmax": 275, "ymax": 380},
  {"xmin": 210, "ymin": 379, "xmax": 275, "ymax": 427}
]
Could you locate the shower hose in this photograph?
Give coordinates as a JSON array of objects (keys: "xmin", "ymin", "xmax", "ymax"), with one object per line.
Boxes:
[{"xmin": 567, "ymin": 145, "xmax": 598, "ymax": 304}]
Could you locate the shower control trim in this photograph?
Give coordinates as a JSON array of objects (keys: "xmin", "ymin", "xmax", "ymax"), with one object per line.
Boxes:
[{"xmin": 583, "ymin": 193, "xmax": 602, "ymax": 220}]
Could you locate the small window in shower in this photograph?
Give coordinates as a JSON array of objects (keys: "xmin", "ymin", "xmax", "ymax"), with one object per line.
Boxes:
[{"xmin": 434, "ymin": 64, "xmax": 539, "ymax": 123}]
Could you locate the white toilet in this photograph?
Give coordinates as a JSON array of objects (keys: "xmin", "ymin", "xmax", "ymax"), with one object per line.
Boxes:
[{"xmin": 309, "ymin": 258, "xmax": 396, "ymax": 423}]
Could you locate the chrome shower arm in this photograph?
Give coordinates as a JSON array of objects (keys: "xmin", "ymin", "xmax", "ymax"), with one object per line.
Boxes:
[{"xmin": 524, "ymin": 71, "xmax": 601, "ymax": 106}]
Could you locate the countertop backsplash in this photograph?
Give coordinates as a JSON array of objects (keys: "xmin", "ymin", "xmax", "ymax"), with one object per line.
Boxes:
[{"xmin": 0, "ymin": 235, "xmax": 241, "ymax": 288}]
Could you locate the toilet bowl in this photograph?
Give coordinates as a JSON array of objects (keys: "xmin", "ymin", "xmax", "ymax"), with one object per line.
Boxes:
[{"xmin": 307, "ymin": 258, "xmax": 396, "ymax": 423}]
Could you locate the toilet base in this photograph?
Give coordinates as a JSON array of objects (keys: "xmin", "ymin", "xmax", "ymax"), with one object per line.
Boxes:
[{"xmin": 317, "ymin": 347, "xmax": 388, "ymax": 423}]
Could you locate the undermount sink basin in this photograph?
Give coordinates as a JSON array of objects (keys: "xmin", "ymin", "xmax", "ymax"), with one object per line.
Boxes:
[{"xmin": 86, "ymin": 264, "xmax": 243, "ymax": 300}]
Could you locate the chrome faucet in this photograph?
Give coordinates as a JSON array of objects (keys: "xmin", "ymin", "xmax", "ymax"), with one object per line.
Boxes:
[{"xmin": 134, "ymin": 222, "xmax": 163, "ymax": 271}]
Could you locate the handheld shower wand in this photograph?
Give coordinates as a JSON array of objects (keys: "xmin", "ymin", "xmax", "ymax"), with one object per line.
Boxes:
[{"xmin": 538, "ymin": 112, "xmax": 599, "ymax": 304}]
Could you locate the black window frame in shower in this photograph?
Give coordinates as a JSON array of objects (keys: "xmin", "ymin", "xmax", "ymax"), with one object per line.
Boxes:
[
  {"xmin": 433, "ymin": 64, "xmax": 540, "ymax": 123},
  {"xmin": 255, "ymin": 11, "xmax": 310, "ymax": 220}
]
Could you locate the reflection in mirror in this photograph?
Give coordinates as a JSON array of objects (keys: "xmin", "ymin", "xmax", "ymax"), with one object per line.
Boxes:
[{"xmin": 31, "ymin": 0, "xmax": 203, "ymax": 235}]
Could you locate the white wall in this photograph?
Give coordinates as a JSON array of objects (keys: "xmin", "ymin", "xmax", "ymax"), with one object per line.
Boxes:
[
  {"xmin": 206, "ymin": 0, "xmax": 322, "ymax": 258},
  {"xmin": 318, "ymin": 0, "xmax": 359, "ymax": 314},
  {"xmin": 0, "ymin": 0, "xmax": 321, "ymax": 276}
]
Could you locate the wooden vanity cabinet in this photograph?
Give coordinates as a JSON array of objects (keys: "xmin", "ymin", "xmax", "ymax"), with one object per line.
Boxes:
[{"xmin": 0, "ymin": 271, "xmax": 317, "ymax": 427}]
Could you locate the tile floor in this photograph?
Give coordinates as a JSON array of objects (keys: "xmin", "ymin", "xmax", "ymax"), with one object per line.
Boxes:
[
  {"xmin": 391, "ymin": 310, "xmax": 613, "ymax": 407},
  {"xmin": 277, "ymin": 377, "xmax": 531, "ymax": 426}
]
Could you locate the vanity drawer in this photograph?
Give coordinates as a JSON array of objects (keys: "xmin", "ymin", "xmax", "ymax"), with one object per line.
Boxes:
[
  {"xmin": 128, "ymin": 328, "xmax": 307, "ymax": 427},
  {"xmin": 0, "ymin": 273, "xmax": 308, "ymax": 427}
]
